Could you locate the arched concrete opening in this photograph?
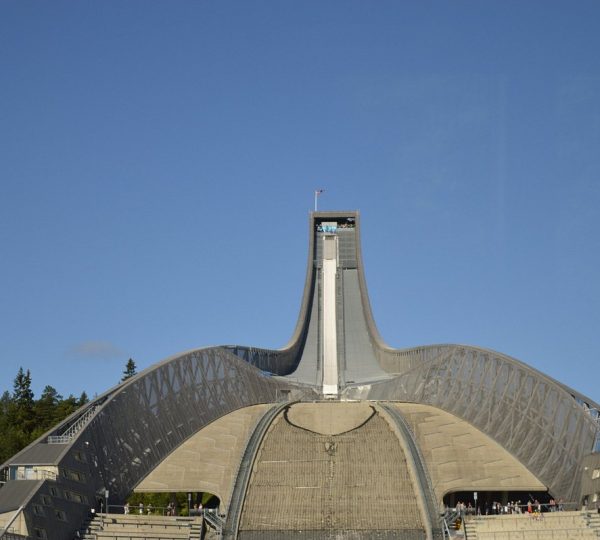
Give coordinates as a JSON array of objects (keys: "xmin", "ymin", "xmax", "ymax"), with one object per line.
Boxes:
[
  {"xmin": 136, "ymin": 404, "xmax": 271, "ymax": 512},
  {"xmin": 443, "ymin": 490, "xmax": 554, "ymax": 515},
  {"xmin": 125, "ymin": 491, "xmax": 221, "ymax": 516}
]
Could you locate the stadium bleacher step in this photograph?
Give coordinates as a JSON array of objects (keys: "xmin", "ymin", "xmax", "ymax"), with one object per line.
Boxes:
[
  {"xmin": 584, "ymin": 510, "xmax": 600, "ymax": 537},
  {"xmin": 463, "ymin": 519, "xmax": 478, "ymax": 540},
  {"xmin": 79, "ymin": 513, "xmax": 203, "ymax": 540}
]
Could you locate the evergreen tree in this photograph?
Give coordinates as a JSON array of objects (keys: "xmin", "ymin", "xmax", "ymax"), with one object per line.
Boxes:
[
  {"xmin": 55, "ymin": 394, "xmax": 80, "ymax": 420},
  {"xmin": 13, "ymin": 367, "xmax": 34, "ymax": 406},
  {"xmin": 40, "ymin": 385, "xmax": 62, "ymax": 402},
  {"xmin": 78, "ymin": 391, "xmax": 89, "ymax": 406},
  {"xmin": 122, "ymin": 358, "xmax": 137, "ymax": 381},
  {"xmin": 0, "ymin": 370, "xmax": 89, "ymax": 464},
  {"xmin": 0, "ymin": 391, "xmax": 13, "ymax": 463},
  {"xmin": 0, "ymin": 390, "xmax": 12, "ymax": 416},
  {"xmin": 11, "ymin": 367, "xmax": 35, "ymax": 434},
  {"xmin": 35, "ymin": 385, "xmax": 62, "ymax": 428}
]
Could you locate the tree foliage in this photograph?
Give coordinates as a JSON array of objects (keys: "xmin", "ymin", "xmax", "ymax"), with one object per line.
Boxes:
[
  {"xmin": 122, "ymin": 358, "xmax": 137, "ymax": 381},
  {"xmin": 0, "ymin": 368, "xmax": 88, "ymax": 465}
]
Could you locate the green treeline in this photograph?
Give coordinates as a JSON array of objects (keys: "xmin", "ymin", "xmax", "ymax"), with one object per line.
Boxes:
[
  {"xmin": 0, "ymin": 367, "xmax": 89, "ymax": 465},
  {"xmin": 0, "ymin": 362, "xmax": 223, "ymax": 511},
  {"xmin": 0, "ymin": 359, "xmax": 138, "ymax": 466}
]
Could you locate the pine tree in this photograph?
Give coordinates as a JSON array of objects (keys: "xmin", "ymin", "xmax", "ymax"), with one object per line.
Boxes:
[
  {"xmin": 36, "ymin": 385, "xmax": 62, "ymax": 428},
  {"xmin": 78, "ymin": 391, "xmax": 89, "ymax": 406},
  {"xmin": 122, "ymin": 358, "xmax": 137, "ymax": 381},
  {"xmin": 0, "ymin": 374, "xmax": 90, "ymax": 464},
  {"xmin": 0, "ymin": 390, "xmax": 12, "ymax": 416},
  {"xmin": 13, "ymin": 367, "xmax": 34, "ymax": 406},
  {"xmin": 12, "ymin": 367, "xmax": 35, "ymax": 434},
  {"xmin": 55, "ymin": 394, "xmax": 79, "ymax": 419}
]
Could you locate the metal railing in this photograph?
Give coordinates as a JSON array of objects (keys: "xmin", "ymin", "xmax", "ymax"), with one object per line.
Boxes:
[
  {"xmin": 441, "ymin": 516, "xmax": 453, "ymax": 539},
  {"xmin": 48, "ymin": 404, "xmax": 99, "ymax": 444},
  {"xmin": 472, "ymin": 529, "xmax": 595, "ymax": 540},
  {"xmin": 203, "ymin": 508, "xmax": 225, "ymax": 531},
  {"xmin": 223, "ymin": 401, "xmax": 291, "ymax": 539},
  {"xmin": 0, "ymin": 532, "xmax": 31, "ymax": 540},
  {"xmin": 478, "ymin": 501, "xmax": 579, "ymax": 515},
  {"xmin": 0, "ymin": 507, "xmax": 27, "ymax": 540},
  {"xmin": 107, "ymin": 504, "xmax": 184, "ymax": 516},
  {"xmin": 381, "ymin": 403, "xmax": 444, "ymax": 539}
]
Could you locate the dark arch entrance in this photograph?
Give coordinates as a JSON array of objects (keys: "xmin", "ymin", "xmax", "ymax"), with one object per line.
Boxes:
[{"xmin": 444, "ymin": 490, "xmax": 555, "ymax": 515}]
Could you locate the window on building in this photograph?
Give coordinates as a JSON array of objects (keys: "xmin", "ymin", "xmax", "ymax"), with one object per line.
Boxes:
[
  {"xmin": 592, "ymin": 468, "xmax": 600, "ymax": 479},
  {"xmin": 71, "ymin": 492, "xmax": 87, "ymax": 504}
]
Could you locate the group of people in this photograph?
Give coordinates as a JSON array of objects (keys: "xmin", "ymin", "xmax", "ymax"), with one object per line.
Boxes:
[
  {"xmin": 453, "ymin": 498, "xmax": 566, "ymax": 518},
  {"xmin": 190, "ymin": 503, "xmax": 204, "ymax": 516},
  {"xmin": 454, "ymin": 501, "xmax": 475, "ymax": 520},
  {"xmin": 489, "ymin": 500, "xmax": 526, "ymax": 515},
  {"xmin": 483, "ymin": 498, "xmax": 565, "ymax": 515},
  {"xmin": 122, "ymin": 501, "xmax": 177, "ymax": 516}
]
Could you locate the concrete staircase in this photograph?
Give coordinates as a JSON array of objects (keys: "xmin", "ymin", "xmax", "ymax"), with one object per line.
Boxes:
[
  {"xmin": 464, "ymin": 511, "xmax": 600, "ymax": 540},
  {"xmin": 80, "ymin": 513, "xmax": 203, "ymax": 540},
  {"xmin": 583, "ymin": 510, "xmax": 600, "ymax": 537},
  {"xmin": 238, "ymin": 404, "xmax": 427, "ymax": 539}
]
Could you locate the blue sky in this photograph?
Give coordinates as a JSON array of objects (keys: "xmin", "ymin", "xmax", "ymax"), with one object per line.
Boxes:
[{"xmin": 1, "ymin": 1, "xmax": 598, "ymax": 403}]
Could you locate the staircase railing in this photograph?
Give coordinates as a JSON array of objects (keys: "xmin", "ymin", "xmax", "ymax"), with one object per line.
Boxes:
[
  {"xmin": 203, "ymin": 508, "xmax": 225, "ymax": 532},
  {"xmin": 48, "ymin": 404, "xmax": 99, "ymax": 444},
  {"xmin": 0, "ymin": 533, "xmax": 31, "ymax": 540},
  {"xmin": 0, "ymin": 506, "xmax": 27, "ymax": 540},
  {"xmin": 441, "ymin": 516, "xmax": 453, "ymax": 540},
  {"xmin": 222, "ymin": 401, "xmax": 291, "ymax": 539},
  {"xmin": 381, "ymin": 403, "xmax": 444, "ymax": 539}
]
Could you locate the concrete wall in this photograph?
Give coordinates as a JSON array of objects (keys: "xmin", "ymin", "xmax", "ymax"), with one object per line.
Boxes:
[
  {"xmin": 394, "ymin": 403, "xmax": 546, "ymax": 502},
  {"xmin": 581, "ymin": 453, "xmax": 600, "ymax": 511},
  {"xmin": 136, "ymin": 404, "xmax": 270, "ymax": 508}
]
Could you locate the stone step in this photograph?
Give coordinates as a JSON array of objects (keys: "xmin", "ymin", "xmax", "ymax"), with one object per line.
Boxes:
[{"xmin": 81, "ymin": 514, "xmax": 203, "ymax": 540}]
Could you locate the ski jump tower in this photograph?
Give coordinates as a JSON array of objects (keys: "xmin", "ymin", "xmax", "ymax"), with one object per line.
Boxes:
[{"xmin": 1, "ymin": 211, "xmax": 599, "ymax": 540}]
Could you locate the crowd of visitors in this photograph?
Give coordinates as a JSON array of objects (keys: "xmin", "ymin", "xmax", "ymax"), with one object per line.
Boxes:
[
  {"xmin": 453, "ymin": 497, "xmax": 566, "ymax": 519},
  {"xmin": 121, "ymin": 500, "xmax": 177, "ymax": 516}
]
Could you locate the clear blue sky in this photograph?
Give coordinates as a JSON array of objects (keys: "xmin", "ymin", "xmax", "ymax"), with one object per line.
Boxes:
[{"xmin": 1, "ymin": 1, "xmax": 598, "ymax": 403}]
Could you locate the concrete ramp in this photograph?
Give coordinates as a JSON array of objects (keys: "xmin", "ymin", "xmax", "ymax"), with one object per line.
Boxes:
[{"xmin": 237, "ymin": 402, "xmax": 428, "ymax": 539}]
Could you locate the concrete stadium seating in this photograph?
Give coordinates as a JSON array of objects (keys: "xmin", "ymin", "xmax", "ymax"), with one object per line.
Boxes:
[
  {"xmin": 238, "ymin": 403, "xmax": 427, "ymax": 539},
  {"xmin": 464, "ymin": 510, "xmax": 600, "ymax": 540},
  {"xmin": 80, "ymin": 513, "xmax": 203, "ymax": 540}
]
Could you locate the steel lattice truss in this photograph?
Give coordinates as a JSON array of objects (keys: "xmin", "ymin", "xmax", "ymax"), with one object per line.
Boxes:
[
  {"xmin": 365, "ymin": 344, "xmax": 598, "ymax": 501},
  {"xmin": 80, "ymin": 347, "xmax": 303, "ymax": 502}
]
